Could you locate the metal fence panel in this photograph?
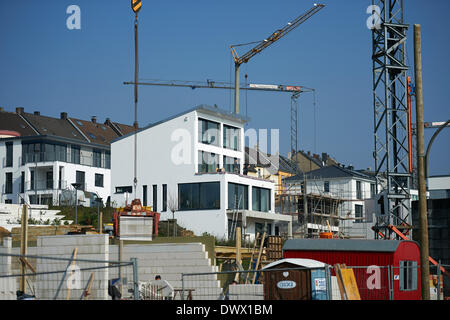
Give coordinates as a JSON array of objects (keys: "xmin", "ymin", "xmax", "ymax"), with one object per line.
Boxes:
[{"xmin": 0, "ymin": 253, "xmax": 136, "ymax": 300}]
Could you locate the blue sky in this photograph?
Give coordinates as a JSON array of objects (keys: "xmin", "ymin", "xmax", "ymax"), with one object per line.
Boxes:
[{"xmin": 0, "ymin": 0, "xmax": 449, "ymax": 176}]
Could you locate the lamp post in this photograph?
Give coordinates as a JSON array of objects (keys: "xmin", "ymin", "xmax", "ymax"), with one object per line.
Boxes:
[
  {"xmin": 96, "ymin": 197, "xmax": 103, "ymax": 233},
  {"xmin": 71, "ymin": 183, "xmax": 81, "ymax": 225}
]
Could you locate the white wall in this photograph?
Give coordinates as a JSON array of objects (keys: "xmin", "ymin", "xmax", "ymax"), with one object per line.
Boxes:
[{"xmin": 428, "ymin": 176, "xmax": 450, "ymax": 190}]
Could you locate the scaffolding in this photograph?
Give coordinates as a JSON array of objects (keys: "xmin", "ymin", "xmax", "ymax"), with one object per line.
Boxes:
[{"xmin": 275, "ymin": 178, "xmax": 374, "ymax": 239}]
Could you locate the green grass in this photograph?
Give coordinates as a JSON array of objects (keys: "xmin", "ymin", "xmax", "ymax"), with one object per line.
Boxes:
[{"xmin": 49, "ymin": 205, "xmax": 116, "ymax": 228}]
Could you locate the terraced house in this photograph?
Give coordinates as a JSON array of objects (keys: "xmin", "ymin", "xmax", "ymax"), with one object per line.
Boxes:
[{"xmin": 0, "ymin": 107, "xmax": 134, "ymax": 206}]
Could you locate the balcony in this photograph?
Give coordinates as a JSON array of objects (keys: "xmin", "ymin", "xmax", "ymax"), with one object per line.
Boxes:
[{"xmin": 24, "ymin": 180, "xmax": 69, "ymax": 192}]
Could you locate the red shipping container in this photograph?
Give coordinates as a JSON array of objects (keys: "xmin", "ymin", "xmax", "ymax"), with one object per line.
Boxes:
[{"xmin": 283, "ymin": 239, "xmax": 421, "ymax": 300}]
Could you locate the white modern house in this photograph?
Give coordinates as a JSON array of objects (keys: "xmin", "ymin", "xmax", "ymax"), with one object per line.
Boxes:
[{"xmin": 110, "ymin": 105, "xmax": 292, "ymax": 240}]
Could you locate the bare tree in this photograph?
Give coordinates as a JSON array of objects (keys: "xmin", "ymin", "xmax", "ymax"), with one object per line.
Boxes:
[{"xmin": 167, "ymin": 192, "xmax": 178, "ymax": 237}]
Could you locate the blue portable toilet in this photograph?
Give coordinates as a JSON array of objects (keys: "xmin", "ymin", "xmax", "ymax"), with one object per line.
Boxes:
[{"xmin": 262, "ymin": 258, "xmax": 330, "ymax": 300}]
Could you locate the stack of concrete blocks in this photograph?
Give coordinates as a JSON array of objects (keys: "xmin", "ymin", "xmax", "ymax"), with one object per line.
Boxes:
[
  {"xmin": 0, "ymin": 237, "xmax": 16, "ymax": 299},
  {"xmin": 109, "ymin": 242, "xmax": 222, "ymax": 300},
  {"xmin": 228, "ymin": 284, "xmax": 264, "ymax": 300},
  {"xmin": 35, "ymin": 234, "xmax": 109, "ymax": 300}
]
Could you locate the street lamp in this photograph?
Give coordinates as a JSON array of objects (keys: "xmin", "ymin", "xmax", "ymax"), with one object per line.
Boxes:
[
  {"xmin": 71, "ymin": 183, "xmax": 82, "ymax": 225},
  {"xmin": 96, "ymin": 197, "xmax": 103, "ymax": 233}
]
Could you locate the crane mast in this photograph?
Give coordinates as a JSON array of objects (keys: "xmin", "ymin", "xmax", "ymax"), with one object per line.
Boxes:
[{"xmin": 230, "ymin": 4, "xmax": 325, "ymax": 114}]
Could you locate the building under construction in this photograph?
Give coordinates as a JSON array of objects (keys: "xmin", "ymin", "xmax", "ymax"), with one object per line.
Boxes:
[{"xmin": 276, "ymin": 165, "xmax": 378, "ymax": 239}]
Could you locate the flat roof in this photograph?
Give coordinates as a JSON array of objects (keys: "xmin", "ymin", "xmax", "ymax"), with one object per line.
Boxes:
[
  {"xmin": 112, "ymin": 104, "xmax": 250, "ymax": 144},
  {"xmin": 283, "ymin": 239, "xmax": 418, "ymax": 253}
]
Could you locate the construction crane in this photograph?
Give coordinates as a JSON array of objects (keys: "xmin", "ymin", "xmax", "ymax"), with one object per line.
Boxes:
[
  {"xmin": 230, "ymin": 3, "xmax": 325, "ymax": 115},
  {"xmin": 371, "ymin": 0, "xmax": 411, "ymax": 240},
  {"xmin": 124, "ymin": 78, "xmax": 316, "ymax": 153}
]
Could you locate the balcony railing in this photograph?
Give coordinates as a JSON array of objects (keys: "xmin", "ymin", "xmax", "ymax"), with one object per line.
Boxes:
[
  {"xmin": 21, "ymin": 152, "xmax": 110, "ymax": 169},
  {"xmin": 24, "ymin": 180, "xmax": 69, "ymax": 192}
]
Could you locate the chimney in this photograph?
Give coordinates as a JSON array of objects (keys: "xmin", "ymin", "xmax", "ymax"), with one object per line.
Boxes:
[
  {"xmin": 34, "ymin": 111, "xmax": 40, "ymax": 116},
  {"xmin": 105, "ymin": 118, "xmax": 111, "ymax": 125},
  {"xmin": 91, "ymin": 116, "xmax": 97, "ymax": 124},
  {"xmin": 16, "ymin": 107, "xmax": 24, "ymax": 115},
  {"xmin": 60, "ymin": 112, "xmax": 68, "ymax": 120},
  {"xmin": 322, "ymin": 153, "xmax": 328, "ymax": 164}
]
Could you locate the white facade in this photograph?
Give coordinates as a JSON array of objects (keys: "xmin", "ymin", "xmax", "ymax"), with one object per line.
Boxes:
[
  {"xmin": 111, "ymin": 105, "xmax": 292, "ymax": 240},
  {"xmin": 0, "ymin": 137, "xmax": 111, "ymax": 206},
  {"xmin": 427, "ymin": 175, "xmax": 450, "ymax": 199}
]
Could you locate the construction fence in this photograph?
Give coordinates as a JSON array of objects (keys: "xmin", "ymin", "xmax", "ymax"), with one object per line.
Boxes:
[
  {"xmin": 180, "ymin": 264, "xmax": 450, "ymax": 301},
  {"xmin": 0, "ymin": 252, "xmax": 138, "ymax": 300}
]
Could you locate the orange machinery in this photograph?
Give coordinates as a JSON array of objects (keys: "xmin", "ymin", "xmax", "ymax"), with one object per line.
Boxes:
[{"xmin": 113, "ymin": 199, "xmax": 160, "ymax": 238}]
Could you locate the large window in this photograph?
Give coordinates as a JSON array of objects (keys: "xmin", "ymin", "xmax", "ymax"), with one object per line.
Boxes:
[
  {"xmin": 355, "ymin": 204, "xmax": 363, "ymax": 223},
  {"xmin": 356, "ymin": 181, "xmax": 362, "ymax": 199},
  {"xmin": 400, "ymin": 261, "xmax": 418, "ymax": 291},
  {"xmin": 162, "ymin": 184, "xmax": 167, "ymax": 212},
  {"xmin": 71, "ymin": 145, "xmax": 81, "ymax": 164},
  {"xmin": 22, "ymin": 142, "xmax": 41, "ymax": 163},
  {"xmin": 22, "ymin": 142, "xmax": 66, "ymax": 163},
  {"xmin": 324, "ymin": 181, "xmax": 330, "ymax": 193},
  {"xmin": 228, "ymin": 183, "xmax": 248, "ymax": 210},
  {"xmin": 93, "ymin": 149, "xmax": 102, "ymax": 168},
  {"xmin": 46, "ymin": 171, "xmax": 53, "ymax": 189},
  {"xmin": 5, "ymin": 172, "xmax": 12, "ymax": 194},
  {"xmin": 143, "ymin": 185, "xmax": 147, "ymax": 206},
  {"xmin": 95, "ymin": 173, "xmax": 104, "ymax": 187},
  {"xmin": 105, "ymin": 151, "xmax": 111, "ymax": 169},
  {"xmin": 198, "ymin": 118, "xmax": 220, "ymax": 146},
  {"xmin": 252, "ymin": 187, "xmax": 271, "ymax": 212},
  {"xmin": 178, "ymin": 182, "xmax": 220, "ymax": 211},
  {"xmin": 153, "ymin": 185, "xmax": 158, "ymax": 212},
  {"xmin": 43, "ymin": 143, "xmax": 66, "ymax": 162},
  {"xmin": 76, "ymin": 170, "xmax": 85, "ymax": 190},
  {"xmin": 370, "ymin": 183, "xmax": 376, "ymax": 198},
  {"xmin": 20, "ymin": 172, "xmax": 25, "ymax": 193},
  {"xmin": 30, "ymin": 171, "xmax": 35, "ymax": 191},
  {"xmin": 198, "ymin": 151, "xmax": 219, "ymax": 173},
  {"xmin": 223, "ymin": 125, "xmax": 240, "ymax": 151},
  {"xmin": 224, "ymin": 156, "xmax": 240, "ymax": 173},
  {"xmin": 5, "ymin": 142, "xmax": 13, "ymax": 167}
]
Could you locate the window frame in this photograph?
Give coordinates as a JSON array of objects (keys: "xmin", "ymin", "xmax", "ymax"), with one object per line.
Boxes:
[
  {"xmin": 198, "ymin": 118, "xmax": 220, "ymax": 147},
  {"xmin": 399, "ymin": 260, "xmax": 418, "ymax": 291},
  {"xmin": 5, "ymin": 172, "xmax": 13, "ymax": 194},
  {"xmin": 223, "ymin": 124, "xmax": 240, "ymax": 151},
  {"xmin": 252, "ymin": 186, "xmax": 271, "ymax": 212},
  {"xmin": 178, "ymin": 182, "xmax": 221, "ymax": 211},
  {"xmin": 5, "ymin": 142, "xmax": 13, "ymax": 167},
  {"xmin": 354, "ymin": 204, "xmax": 364, "ymax": 223},
  {"xmin": 228, "ymin": 182, "xmax": 249, "ymax": 210},
  {"xmin": 95, "ymin": 173, "xmax": 104, "ymax": 188}
]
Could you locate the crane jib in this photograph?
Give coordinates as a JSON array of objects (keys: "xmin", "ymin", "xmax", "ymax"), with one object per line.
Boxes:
[{"xmin": 233, "ymin": 4, "xmax": 325, "ymax": 65}]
